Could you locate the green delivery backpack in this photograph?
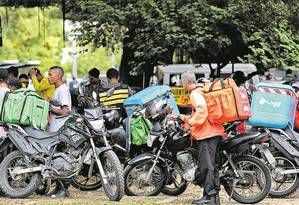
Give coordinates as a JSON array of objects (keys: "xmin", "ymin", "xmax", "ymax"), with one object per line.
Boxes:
[
  {"xmin": 130, "ymin": 112, "xmax": 152, "ymax": 145},
  {"xmin": 1, "ymin": 89, "xmax": 49, "ymax": 130}
]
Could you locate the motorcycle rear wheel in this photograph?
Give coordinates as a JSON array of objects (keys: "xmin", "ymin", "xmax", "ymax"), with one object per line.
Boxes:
[
  {"xmin": 71, "ymin": 162, "xmax": 102, "ymax": 191},
  {"xmin": 124, "ymin": 159, "xmax": 167, "ymax": 196},
  {"xmin": 161, "ymin": 164, "xmax": 187, "ymax": 196}
]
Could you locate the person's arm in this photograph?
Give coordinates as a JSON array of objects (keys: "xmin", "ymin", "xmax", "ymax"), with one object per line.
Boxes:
[
  {"xmin": 50, "ymin": 105, "xmax": 70, "ymax": 116},
  {"xmin": 187, "ymin": 91, "xmax": 208, "ymax": 126},
  {"xmin": 32, "ymin": 75, "xmax": 51, "ymax": 91}
]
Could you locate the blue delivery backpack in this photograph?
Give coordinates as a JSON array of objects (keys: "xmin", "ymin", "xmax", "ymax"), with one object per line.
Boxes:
[
  {"xmin": 248, "ymin": 83, "xmax": 297, "ymax": 129},
  {"xmin": 124, "ymin": 85, "xmax": 180, "ymax": 117}
]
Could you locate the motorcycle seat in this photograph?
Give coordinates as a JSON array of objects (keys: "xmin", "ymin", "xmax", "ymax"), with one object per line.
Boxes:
[
  {"xmin": 227, "ymin": 132, "xmax": 260, "ymax": 144},
  {"xmin": 285, "ymin": 127, "xmax": 299, "ymax": 142},
  {"xmin": 23, "ymin": 126, "xmax": 59, "ymax": 139}
]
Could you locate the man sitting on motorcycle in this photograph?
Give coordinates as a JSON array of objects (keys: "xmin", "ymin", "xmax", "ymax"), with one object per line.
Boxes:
[{"xmin": 168, "ymin": 71, "xmax": 224, "ymax": 205}]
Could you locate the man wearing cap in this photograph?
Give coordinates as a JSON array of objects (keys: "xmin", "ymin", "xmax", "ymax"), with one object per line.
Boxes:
[{"xmin": 78, "ymin": 68, "xmax": 104, "ymax": 111}]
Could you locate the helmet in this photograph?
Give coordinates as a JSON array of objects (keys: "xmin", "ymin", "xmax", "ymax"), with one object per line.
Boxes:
[
  {"xmin": 103, "ymin": 110, "xmax": 120, "ymax": 129},
  {"xmin": 144, "ymin": 99, "xmax": 171, "ymax": 122}
]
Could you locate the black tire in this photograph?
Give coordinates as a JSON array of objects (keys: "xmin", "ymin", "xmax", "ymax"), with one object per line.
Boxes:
[
  {"xmin": 222, "ymin": 155, "xmax": 271, "ymax": 204},
  {"xmin": 0, "ymin": 150, "xmax": 41, "ymax": 198},
  {"xmin": 100, "ymin": 150, "xmax": 125, "ymax": 201},
  {"xmin": 269, "ymin": 156, "xmax": 299, "ymax": 198},
  {"xmin": 161, "ymin": 165, "xmax": 187, "ymax": 196},
  {"xmin": 124, "ymin": 159, "xmax": 167, "ymax": 196},
  {"xmin": 71, "ymin": 162, "xmax": 102, "ymax": 191},
  {"xmin": 35, "ymin": 180, "xmax": 51, "ymax": 195}
]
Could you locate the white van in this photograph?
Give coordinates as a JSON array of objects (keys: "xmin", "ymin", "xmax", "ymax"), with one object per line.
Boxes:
[
  {"xmin": 150, "ymin": 63, "xmax": 259, "ymax": 108},
  {"xmin": 152, "ymin": 63, "xmax": 259, "ymax": 86}
]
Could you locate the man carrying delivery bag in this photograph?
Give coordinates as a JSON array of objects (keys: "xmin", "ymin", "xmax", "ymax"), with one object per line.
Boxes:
[{"xmin": 168, "ymin": 71, "xmax": 224, "ymax": 205}]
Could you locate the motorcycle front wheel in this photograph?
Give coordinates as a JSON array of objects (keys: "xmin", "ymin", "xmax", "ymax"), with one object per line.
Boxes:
[
  {"xmin": 222, "ymin": 155, "xmax": 271, "ymax": 204},
  {"xmin": 0, "ymin": 150, "xmax": 41, "ymax": 198},
  {"xmin": 99, "ymin": 150, "xmax": 125, "ymax": 201}
]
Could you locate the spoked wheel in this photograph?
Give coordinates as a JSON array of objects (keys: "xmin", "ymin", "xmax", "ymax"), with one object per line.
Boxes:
[
  {"xmin": 222, "ymin": 155, "xmax": 271, "ymax": 204},
  {"xmin": 161, "ymin": 164, "xmax": 187, "ymax": 196},
  {"xmin": 124, "ymin": 160, "xmax": 166, "ymax": 196},
  {"xmin": 0, "ymin": 151, "xmax": 41, "ymax": 198},
  {"xmin": 100, "ymin": 150, "xmax": 125, "ymax": 201},
  {"xmin": 269, "ymin": 157, "xmax": 299, "ymax": 197},
  {"xmin": 71, "ymin": 161, "xmax": 102, "ymax": 191}
]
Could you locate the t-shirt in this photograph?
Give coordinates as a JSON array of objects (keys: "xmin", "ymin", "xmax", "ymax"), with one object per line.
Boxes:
[
  {"xmin": 48, "ymin": 84, "xmax": 72, "ymax": 132},
  {"xmin": 0, "ymin": 87, "xmax": 9, "ymax": 114}
]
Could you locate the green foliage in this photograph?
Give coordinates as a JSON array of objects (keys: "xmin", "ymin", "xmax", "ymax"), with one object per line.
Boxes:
[
  {"xmin": 67, "ymin": 0, "xmax": 299, "ymax": 80},
  {"xmin": 0, "ymin": 6, "xmax": 121, "ymax": 76}
]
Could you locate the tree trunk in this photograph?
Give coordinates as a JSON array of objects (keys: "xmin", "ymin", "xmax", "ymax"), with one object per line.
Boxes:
[{"xmin": 119, "ymin": 30, "xmax": 135, "ymax": 84}]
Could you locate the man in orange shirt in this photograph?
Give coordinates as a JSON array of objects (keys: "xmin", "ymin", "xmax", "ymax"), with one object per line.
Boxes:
[{"xmin": 169, "ymin": 71, "xmax": 224, "ymax": 205}]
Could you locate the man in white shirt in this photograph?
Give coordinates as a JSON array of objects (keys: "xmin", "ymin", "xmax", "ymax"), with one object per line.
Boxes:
[
  {"xmin": 47, "ymin": 66, "xmax": 72, "ymax": 197},
  {"xmin": 48, "ymin": 66, "xmax": 71, "ymax": 132},
  {"xmin": 0, "ymin": 69, "xmax": 10, "ymax": 110}
]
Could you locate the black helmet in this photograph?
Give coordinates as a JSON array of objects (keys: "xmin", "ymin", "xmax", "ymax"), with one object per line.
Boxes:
[
  {"xmin": 104, "ymin": 110, "xmax": 120, "ymax": 129},
  {"xmin": 145, "ymin": 99, "xmax": 171, "ymax": 122}
]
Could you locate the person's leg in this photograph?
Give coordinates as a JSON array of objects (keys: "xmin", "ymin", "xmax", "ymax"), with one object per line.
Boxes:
[{"xmin": 192, "ymin": 137, "xmax": 220, "ymax": 205}]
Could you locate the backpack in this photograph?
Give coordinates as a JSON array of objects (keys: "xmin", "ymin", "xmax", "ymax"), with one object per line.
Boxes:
[{"xmin": 203, "ymin": 78, "xmax": 251, "ymax": 124}]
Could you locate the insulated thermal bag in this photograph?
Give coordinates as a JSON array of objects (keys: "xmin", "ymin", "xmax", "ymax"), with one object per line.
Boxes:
[
  {"xmin": 203, "ymin": 78, "xmax": 251, "ymax": 124},
  {"xmin": 248, "ymin": 83, "xmax": 297, "ymax": 129},
  {"xmin": 1, "ymin": 89, "xmax": 49, "ymax": 130}
]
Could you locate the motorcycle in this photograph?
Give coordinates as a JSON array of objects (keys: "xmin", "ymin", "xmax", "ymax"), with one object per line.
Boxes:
[
  {"xmin": 0, "ymin": 94, "xmax": 125, "ymax": 201},
  {"xmin": 124, "ymin": 107, "xmax": 272, "ymax": 203},
  {"xmin": 258, "ymin": 126, "xmax": 299, "ymax": 197}
]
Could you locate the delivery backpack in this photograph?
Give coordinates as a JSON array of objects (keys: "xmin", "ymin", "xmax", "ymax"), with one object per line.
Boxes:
[
  {"xmin": 203, "ymin": 78, "xmax": 251, "ymax": 124},
  {"xmin": 130, "ymin": 112, "xmax": 152, "ymax": 145},
  {"xmin": 1, "ymin": 89, "xmax": 49, "ymax": 130}
]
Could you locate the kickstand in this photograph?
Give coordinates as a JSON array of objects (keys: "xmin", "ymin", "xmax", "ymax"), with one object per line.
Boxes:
[{"xmin": 229, "ymin": 179, "xmax": 238, "ymax": 201}]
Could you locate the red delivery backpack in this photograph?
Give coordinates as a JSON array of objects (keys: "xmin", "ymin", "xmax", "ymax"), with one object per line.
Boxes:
[{"xmin": 203, "ymin": 78, "xmax": 251, "ymax": 124}]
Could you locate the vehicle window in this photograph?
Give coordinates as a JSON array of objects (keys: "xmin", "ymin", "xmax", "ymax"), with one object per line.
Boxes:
[{"xmin": 169, "ymin": 73, "xmax": 205, "ymax": 86}]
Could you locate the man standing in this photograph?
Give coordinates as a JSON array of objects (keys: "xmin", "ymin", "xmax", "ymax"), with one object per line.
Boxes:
[
  {"xmin": 28, "ymin": 68, "xmax": 55, "ymax": 101},
  {"xmin": 47, "ymin": 65, "xmax": 72, "ymax": 197},
  {"xmin": 168, "ymin": 71, "xmax": 224, "ymax": 205},
  {"xmin": 78, "ymin": 67, "xmax": 103, "ymax": 110}
]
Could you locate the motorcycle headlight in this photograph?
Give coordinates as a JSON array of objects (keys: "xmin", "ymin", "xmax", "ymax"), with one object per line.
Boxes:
[
  {"xmin": 147, "ymin": 135, "xmax": 159, "ymax": 147},
  {"xmin": 89, "ymin": 119, "xmax": 105, "ymax": 132}
]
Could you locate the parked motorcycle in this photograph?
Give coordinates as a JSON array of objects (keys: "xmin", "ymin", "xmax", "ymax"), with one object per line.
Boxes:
[
  {"xmin": 259, "ymin": 126, "xmax": 299, "ymax": 197},
  {"xmin": 124, "ymin": 109, "xmax": 272, "ymax": 203},
  {"xmin": 0, "ymin": 95, "xmax": 125, "ymax": 201}
]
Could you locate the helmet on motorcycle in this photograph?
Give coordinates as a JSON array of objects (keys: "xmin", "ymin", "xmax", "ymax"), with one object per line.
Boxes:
[
  {"xmin": 103, "ymin": 109, "xmax": 120, "ymax": 129},
  {"xmin": 144, "ymin": 99, "xmax": 172, "ymax": 122}
]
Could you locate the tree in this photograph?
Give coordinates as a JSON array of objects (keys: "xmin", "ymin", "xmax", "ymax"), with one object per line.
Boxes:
[
  {"xmin": 66, "ymin": 0, "xmax": 299, "ymax": 87},
  {"xmin": 0, "ymin": 6, "xmax": 120, "ymax": 76}
]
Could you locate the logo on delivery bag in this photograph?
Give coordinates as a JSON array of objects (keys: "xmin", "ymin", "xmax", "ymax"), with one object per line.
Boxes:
[{"xmin": 259, "ymin": 97, "xmax": 281, "ymax": 108}]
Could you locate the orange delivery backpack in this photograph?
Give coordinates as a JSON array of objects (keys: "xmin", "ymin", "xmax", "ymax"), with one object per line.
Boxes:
[{"xmin": 203, "ymin": 78, "xmax": 251, "ymax": 124}]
